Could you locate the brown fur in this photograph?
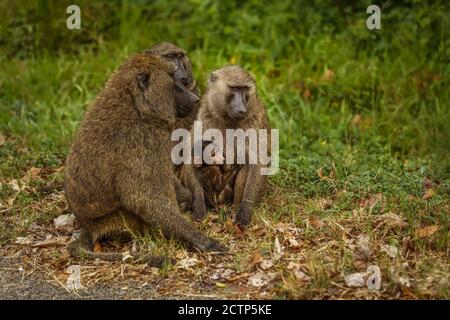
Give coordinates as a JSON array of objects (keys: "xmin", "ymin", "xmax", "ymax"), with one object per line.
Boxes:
[
  {"xmin": 65, "ymin": 53, "xmax": 227, "ymax": 267},
  {"xmin": 146, "ymin": 42, "xmax": 200, "ymax": 130},
  {"xmin": 182, "ymin": 65, "xmax": 271, "ymax": 228},
  {"xmin": 146, "ymin": 42, "xmax": 207, "ymax": 218}
]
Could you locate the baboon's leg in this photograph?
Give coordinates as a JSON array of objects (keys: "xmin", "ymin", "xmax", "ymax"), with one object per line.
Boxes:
[
  {"xmin": 231, "ymin": 165, "xmax": 265, "ymax": 228},
  {"xmin": 174, "ymin": 176, "xmax": 192, "ymax": 212},
  {"xmin": 179, "ymin": 164, "xmax": 208, "ymax": 220},
  {"xmin": 68, "ymin": 212, "xmax": 175, "ymax": 267},
  {"xmin": 117, "ymin": 175, "xmax": 227, "ymax": 253}
]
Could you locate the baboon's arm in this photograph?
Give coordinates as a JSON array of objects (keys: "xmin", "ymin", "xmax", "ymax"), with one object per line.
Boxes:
[
  {"xmin": 178, "ymin": 164, "xmax": 208, "ymax": 220},
  {"xmin": 233, "ymin": 164, "xmax": 265, "ymax": 227}
]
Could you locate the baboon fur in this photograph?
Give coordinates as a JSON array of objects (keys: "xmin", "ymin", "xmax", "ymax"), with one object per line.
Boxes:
[
  {"xmin": 181, "ymin": 65, "xmax": 271, "ymax": 228},
  {"xmin": 65, "ymin": 53, "xmax": 227, "ymax": 267}
]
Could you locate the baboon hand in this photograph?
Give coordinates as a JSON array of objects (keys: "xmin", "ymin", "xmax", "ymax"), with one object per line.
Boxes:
[
  {"xmin": 197, "ymin": 237, "xmax": 228, "ymax": 254},
  {"xmin": 233, "ymin": 206, "xmax": 252, "ymax": 229}
]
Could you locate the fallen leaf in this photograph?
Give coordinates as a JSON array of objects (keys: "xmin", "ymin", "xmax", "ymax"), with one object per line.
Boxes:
[
  {"xmin": 211, "ymin": 268, "xmax": 234, "ymax": 280},
  {"xmin": 9, "ymin": 179, "xmax": 23, "ymax": 192},
  {"xmin": 0, "ymin": 134, "xmax": 5, "ymax": 146},
  {"xmin": 309, "ymin": 216, "xmax": 324, "ymax": 229},
  {"xmin": 415, "ymin": 225, "xmax": 440, "ymax": 238},
  {"xmin": 249, "ymin": 252, "xmax": 263, "ymax": 268},
  {"xmin": 344, "ymin": 265, "xmax": 381, "ymax": 290},
  {"xmin": 352, "ymin": 114, "xmax": 362, "ymax": 126},
  {"xmin": 93, "ymin": 241, "xmax": 102, "ymax": 253},
  {"xmin": 21, "ymin": 167, "xmax": 42, "ymax": 184},
  {"xmin": 233, "ymin": 223, "xmax": 246, "ymax": 238},
  {"xmin": 15, "ymin": 236, "xmax": 33, "ymax": 245},
  {"xmin": 215, "ymin": 282, "xmax": 226, "ymax": 288},
  {"xmin": 287, "ymin": 262, "xmax": 301, "ymax": 270},
  {"xmin": 53, "ymin": 213, "xmax": 75, "ymax": 233},
  {"xmin": 293, "ymin": 269, "xmax": 311, "ymax": 282},
  {"xmin": 323, "ymin": 68, "xmax": 334, "ymax": 81},
  {"xmin": 227, "ymin": 272, "xmax": 251, "ymax": 282},
  {"xmin": 32, "ymin": 236, "xmax": 70, "ymax": 247},
  {"xmin": 177, "ymin": 256, "xmax": 199, "ymax": 269},
  {"xmin": 260, "ymin": 260, "xmax": 274, "ymax": 270},
  {"xmin": 273, "ymin": 237, "xmax": 283, "ymax": 261},
  {"xmin": 380, "ymin": 244, "xmax": 398, "ymax": 258},
  {"xmin": 376, "ymin": 212, "xmax": 408, "ymax": 229},
  {"xmin": 122, "ymin": 251, "xmax": 133, "ymax": 261},
  {"xmin": 287, "ymin": 237, "xmax": 301, "ymax": 249},
  {"xmin": 422, "ymin": 189, "xmax": 436, "ymax": 200},
  {"xmin": 356, "ymin": 234, "xmax": 372, "ymax": 259},
  {"xmin": 248, "ymin": 272, "xmax": 271, "ymax": 287},
  {"xmin": 344, "ymin": 272, "xmax": 365, "ymax": 287},
  {"xmin": 317, "ymin": 167, "xmax": 325, "ymax": 179}
]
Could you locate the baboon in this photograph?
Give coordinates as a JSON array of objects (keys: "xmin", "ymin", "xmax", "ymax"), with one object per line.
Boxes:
[
  {"xmin": 183, "ymin": 65, "xmax": 271, "ymax": 228},
  {"xmin": 146, "ymin": 42, "xmax": 200, "ymax": 130},
  {"xmin": 146, "ymin": 42, "xmax": 207, "ymax": 219},
  {"xmin": 65, "ymin": 53, "xmax": 227, "ymax": 267}
]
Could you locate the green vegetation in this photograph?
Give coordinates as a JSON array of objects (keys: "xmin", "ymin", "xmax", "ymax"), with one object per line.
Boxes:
[{"xmin": 0, "ymin": 0, "xmax": 448, "ymax": 299}]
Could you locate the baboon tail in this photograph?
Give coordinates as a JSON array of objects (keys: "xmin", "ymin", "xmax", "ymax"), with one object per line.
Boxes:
[{"xmin": 68, "ymin": 236, "xmax": 175, "ymax": 268}]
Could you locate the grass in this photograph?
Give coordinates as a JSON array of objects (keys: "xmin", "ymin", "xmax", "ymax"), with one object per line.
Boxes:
[{"xmin": 0, "ymin": 0, "xmax": 449, "ymax": 299}]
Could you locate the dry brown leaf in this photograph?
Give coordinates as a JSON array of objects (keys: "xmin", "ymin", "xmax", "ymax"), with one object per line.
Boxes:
[
  {"xmin": 249, "ymin": 252, "xmax": 263, "ymax": 268},
  {"xmin": 309, "ymin": 216, "xmax": 324, "ymax": 229},
  {"xmin": 323, "ymin": 68, "xmax": 334, "ymax": 81},
  {"xmin": 415, "ymin": 225, "xmax": 440, "ymax": 238},
  {"xmin": 20, "ymin": 167, "xmax": 42, "ymax": 184},
  {"xmin": 317, "ymin": 167, "xmax": 325, "ymax": 179},
  {"xmin": 93, "ymin": 241, "xmax": 103, "ymax": 253},
  {"xmin": 54, "ymin": 213, "xmax": 75, "ymax": 233},
  {"xmin": 233, "ymin": 223, "xmax": 246, "ymax": 237},
  {"xmin": 227, "ymin": 272, "xmax": 251, "ymax": 282},
  {"xmin": 422, "ymin": 189, "xmax": 436, "ymax": 200},
  {"xmin": 248, "ymin": 272, "xmax": 272, "ymax": 287},
  {"xmin": 32, "ymin": 236, "xmax": 70, "ymax": 247},
  {"xmin": 352, "ymin": 114, "xmax": 362, "ymax": 126}
]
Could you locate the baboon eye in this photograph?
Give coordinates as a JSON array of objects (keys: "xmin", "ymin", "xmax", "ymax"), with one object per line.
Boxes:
[{"xmin": 137, "ymin": 72, "xmax": 150, "ymax": 89}]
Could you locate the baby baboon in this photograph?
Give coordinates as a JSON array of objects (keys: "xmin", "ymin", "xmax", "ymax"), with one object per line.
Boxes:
[
  {"xmin": 65, "ymin": 53, "xmax": 227, "ymax": 267},
  {"xmin": 146, "ymin": 42, "xmax": 200, "ymax": 130},
  {"xmin": 188, "ymin": 65, "xmax": 271, "ymax": 228}
]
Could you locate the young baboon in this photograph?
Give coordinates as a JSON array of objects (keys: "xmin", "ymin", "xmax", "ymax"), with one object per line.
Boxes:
[
  {"xmin": 65, "ymin": 53, "xmax": 227, "ymax": 267},
  {"xmin": 184, "ymin": 65, "xmax": 271, "ymax": 228}
]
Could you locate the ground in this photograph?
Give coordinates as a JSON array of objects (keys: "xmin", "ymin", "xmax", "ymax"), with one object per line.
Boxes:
[
  {"xmin": 0, "ymin": 158, "xmax": 448, "ymax": 299},
  {"xmin": 0, "ymin": 1, "xmax": 449, "ymax": 299}
]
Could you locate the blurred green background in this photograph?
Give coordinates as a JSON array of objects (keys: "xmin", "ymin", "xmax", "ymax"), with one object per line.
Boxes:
[{"xmin": 0, "ymin": 0, "xmax": 449, "ymax": 188}]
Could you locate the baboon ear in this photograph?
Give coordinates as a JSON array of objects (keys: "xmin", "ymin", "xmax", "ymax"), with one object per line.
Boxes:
[
  {"xmin": 137, "ymin": 72, "xmax": 150, "ymax": 90},
  {"xmin": 209, "ymin": 72, "xmax": 218, "ymax": 84}
]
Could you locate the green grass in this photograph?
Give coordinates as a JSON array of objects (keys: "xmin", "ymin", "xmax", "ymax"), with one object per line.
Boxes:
[{"xmin": 0, "ymin": 0, "xmax": 449, "ymax": 299}]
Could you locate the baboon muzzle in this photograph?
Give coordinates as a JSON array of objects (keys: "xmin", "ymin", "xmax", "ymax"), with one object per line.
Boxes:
[{"xmin": 174, "ymin": 82, "xmax": 199, "ymax": 118}]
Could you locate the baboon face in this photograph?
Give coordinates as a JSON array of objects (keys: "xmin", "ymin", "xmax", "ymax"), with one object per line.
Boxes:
[
  {"xmin": 174, "ymin": 81, "xmax": 199, "ymax": 117},
  {"xmin": 146, "ymin": 42, "xmax": 194, "ymax": 89},
  {"xmin": 126, "ymin": 54, "xmax": 198, "ymax": 120},
  {"xmin": 207, "ymin": 65, "xmax": 255, "ymax": 122}
]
